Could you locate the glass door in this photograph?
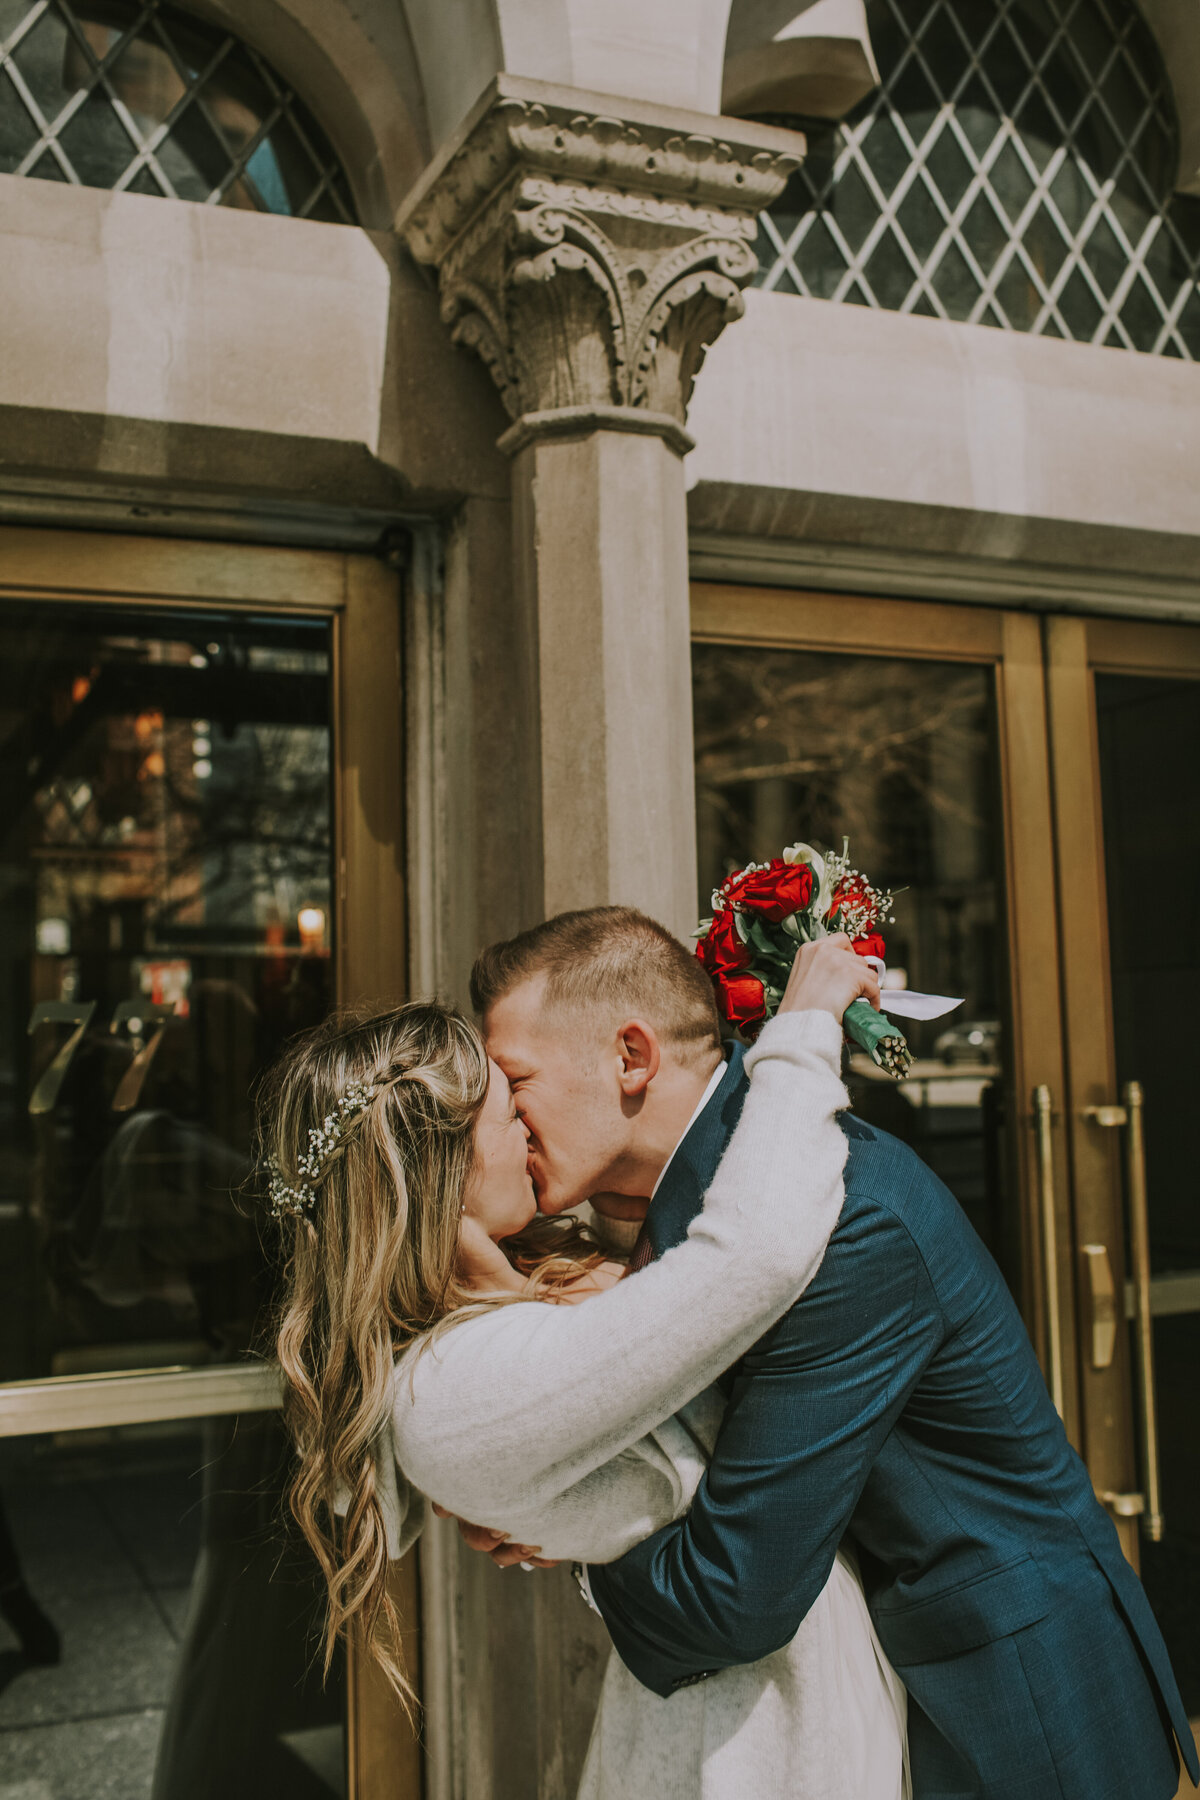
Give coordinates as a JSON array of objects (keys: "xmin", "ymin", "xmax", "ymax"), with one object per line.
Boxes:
[
  {"xmin": 691, "ymin": 583, "xmax": 1076, "ymax": 1408},
  {"xmin": 1045, "ymin": 615, "xmax": 1200, "ymax": 1775},
  {"xmin": 692, "ymin": 583, "xmax": 1199, "ymax": 1788},
  {"xmin": 0, "ymin": 531, "xmax": 412, "ymax": 1800}
]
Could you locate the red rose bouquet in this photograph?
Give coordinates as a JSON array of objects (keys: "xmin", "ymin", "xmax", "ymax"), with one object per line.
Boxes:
[{"xmin": 696, "ymin": 840, "xmax": 962, "ymax": 1079}]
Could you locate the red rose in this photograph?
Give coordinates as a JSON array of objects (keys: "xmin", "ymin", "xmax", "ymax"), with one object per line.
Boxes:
[
  {"xmin": 715, "ymin": 971, "xmax": 767, "ymax": 1032},
  {"xmin": 728, "ymin": 858, "xmax": 813, "ymax": 923},
  {"xmin": 852, "ymin": 932, "xmax": 886, "ymax": 961},
  {"xmin": 698, "ymin": 907, "xmax": 750, "ymax": 975}
]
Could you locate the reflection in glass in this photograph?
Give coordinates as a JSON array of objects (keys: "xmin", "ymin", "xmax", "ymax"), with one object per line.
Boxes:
[
  {"xmin": 0, "ymin": 602, "xmax": 333, "ymax": 1388},
  {"xmin": 1096, "ymin": 671, "xmax": 1200, "ymax": 1714},
  {"xmin": 693, "ymin": 643, "xmax": 1017, "ymax": 1287},
  {"xmin": 0, "ymin": 1417, "xmax": 345, "ymax": 1799},
  {"xmin": 0, "ymin": 0, "xmax": 358, "ymax": 221},
  {"xmin": 754, "ymin": 0, "xmax": 1200, "ymax": 358}
]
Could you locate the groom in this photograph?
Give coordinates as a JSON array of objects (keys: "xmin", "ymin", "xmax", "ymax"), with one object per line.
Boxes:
[{"xmin": 468, "ymin": 904, "xmax": 1196, "ymax": 1800}]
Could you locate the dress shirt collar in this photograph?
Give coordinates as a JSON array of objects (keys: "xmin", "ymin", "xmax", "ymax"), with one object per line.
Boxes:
[{"xmin": 650, "ymin": 1059, "xmax": 728, "ymax": 1200}]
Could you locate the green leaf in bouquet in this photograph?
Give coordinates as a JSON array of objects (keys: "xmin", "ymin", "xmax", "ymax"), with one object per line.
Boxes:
[
  {"xmin": 741, "ymin": 921, "xmax": 798, "ymax": 979},
  {"xmin": 741, "ymin": 913, "xmax": 787, "ymax": 963},
  {"xmin": 779, "ymin": 911, "xmax": 814, "ymax": 945}
]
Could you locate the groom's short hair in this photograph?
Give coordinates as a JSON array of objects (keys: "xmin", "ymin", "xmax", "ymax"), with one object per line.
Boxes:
[{"xmin": 470, "ymin": 906, "xmax": 721, "ymax": 1055}]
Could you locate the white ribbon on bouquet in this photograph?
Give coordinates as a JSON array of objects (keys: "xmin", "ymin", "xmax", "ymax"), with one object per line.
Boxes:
[{"xmin": 860, "ymin": 955, "xmax": 964, "ymax": 1023}]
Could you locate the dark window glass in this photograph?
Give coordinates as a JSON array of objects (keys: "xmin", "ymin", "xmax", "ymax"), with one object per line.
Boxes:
[
  {"xmin": 1095, "ymin": 671, "xmax": 1200, "ymax": 1715},
  {"xmin": 753, "ymin": 0, "xmax": 1200, "ymax": 358},
  {"xmin": 0, "ymin": 601, "xmax": 333, "ymax": 1388},
  {"xmin": 693, "ymin": 643, "xmax": 1019, "ymax": 1293},
  {"xmin": 0, "ymin": 0, "xmax": 357, "ymax": 219}
]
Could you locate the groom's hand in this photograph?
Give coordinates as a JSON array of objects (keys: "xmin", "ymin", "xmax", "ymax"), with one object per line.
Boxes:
[
  {"xmin": 432, "ymin": 1503, "xmax": 559, "ymax": 1569},
  {"xmin": 779, "ymin": 933, "xmax": 880, "ymax": 1022}
]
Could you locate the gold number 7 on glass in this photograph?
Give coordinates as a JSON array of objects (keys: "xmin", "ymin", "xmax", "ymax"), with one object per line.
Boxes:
[{"xmin": 27, "ymin": 1000, "xmax": 176, "ymax": 1114}]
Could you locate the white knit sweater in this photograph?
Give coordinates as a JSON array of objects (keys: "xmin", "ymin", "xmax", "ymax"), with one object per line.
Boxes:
[
  {"xmin": 390, "ymin": 1009, "xmax": 850, "ymax": 1544},
  {"xmin": 387, "ymin": 1009, "xmax": 907, "ymax": 1800}
]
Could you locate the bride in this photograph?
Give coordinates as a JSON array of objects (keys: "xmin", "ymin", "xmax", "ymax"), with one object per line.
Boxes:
[{"xmin": 262, "ymin": 937, "xmax": 908, "ymax": 1798}]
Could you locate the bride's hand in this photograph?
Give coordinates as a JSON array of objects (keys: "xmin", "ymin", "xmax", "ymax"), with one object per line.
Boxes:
[
  {"xmin": 778, "ymin": 933, "xmax": 880, "ymax": 1022},
  {"xmin": 432, "ymin": 1503, "xmax": 560, "ymax": 1569}
]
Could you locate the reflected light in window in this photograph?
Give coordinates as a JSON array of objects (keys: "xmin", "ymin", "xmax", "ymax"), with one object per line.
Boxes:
[{"xmin": 297, "ymin": 906, "xmax": 327, "ymax": 954}]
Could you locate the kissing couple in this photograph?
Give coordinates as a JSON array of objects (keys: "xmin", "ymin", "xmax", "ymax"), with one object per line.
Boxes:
[{"xmin": 263, "ymin": 906, "xmax": 1196, "ymax": 1800}]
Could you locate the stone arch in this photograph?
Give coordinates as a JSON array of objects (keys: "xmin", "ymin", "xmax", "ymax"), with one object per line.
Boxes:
[
  {"xmin": 185, "ymin": 0, "xmax": 433, "ymax": 227},
  {"xmin": 449, "ymin": 0, "xmax": 734, "ymax": 119},
  {"xmin": 1139, "ymin": 0, "xmax": 1200, "ymax": 193},
  {"xmin": 722, "ymin": 0, "xmax": 880, "ymax": 121}
]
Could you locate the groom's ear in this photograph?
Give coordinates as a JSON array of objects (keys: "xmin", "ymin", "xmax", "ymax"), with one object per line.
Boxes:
[{"xmin": 616, "ymin": 1021, "xmax": 660, "ymax": 1098}]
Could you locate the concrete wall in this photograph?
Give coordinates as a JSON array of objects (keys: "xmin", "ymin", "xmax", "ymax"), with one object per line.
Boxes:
[
  {"xmin": 0, "ymin": 172, "xmax": 514, "ymax": 518},
  {"xmin": 686, "ymin": 288, "xmax": 1200, "ymax": 550},
  {"xmin": 0, "ymin": 175, "xmax": 391, "ymax": 448}
]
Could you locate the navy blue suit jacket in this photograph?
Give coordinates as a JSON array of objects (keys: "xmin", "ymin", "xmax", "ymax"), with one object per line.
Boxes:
[{"xmin": 588, "ymin": 1048, "xmax": 1197, "ymax": 1800}]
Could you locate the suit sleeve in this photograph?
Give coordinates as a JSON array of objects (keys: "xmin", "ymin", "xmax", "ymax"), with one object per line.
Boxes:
[{"xmin": 586, "ymin": 1199, "xmax": 943, "ymax": 1697}]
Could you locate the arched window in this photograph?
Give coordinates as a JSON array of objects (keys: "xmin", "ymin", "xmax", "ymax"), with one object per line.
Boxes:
[
  {"xmin": 0, "ymin": 0, "xmax": 357, "ymax": 221},
  {"xmin": 756, "ymin": 0, "xmax": 1200, "ymax": 357}
]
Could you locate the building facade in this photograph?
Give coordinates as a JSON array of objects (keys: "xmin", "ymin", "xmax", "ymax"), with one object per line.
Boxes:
[{"xmin": 0, "ymin": 1, "xmax": 1197, "ymax": 1795}]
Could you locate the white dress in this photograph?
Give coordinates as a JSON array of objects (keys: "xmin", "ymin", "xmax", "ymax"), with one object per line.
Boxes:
[
  {"xmin": 386, "ymin": 1013, "xmax": 909, "ymax": 1800},
  {"xmin": 572, "ymin": 1395, "xmax": 908, "ymax": 1800}
]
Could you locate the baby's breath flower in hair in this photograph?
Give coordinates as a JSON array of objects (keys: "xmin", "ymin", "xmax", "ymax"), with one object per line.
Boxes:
[{"xmin": 268, "ymin": 1079, "xmax": 379, "ymax": 1218}]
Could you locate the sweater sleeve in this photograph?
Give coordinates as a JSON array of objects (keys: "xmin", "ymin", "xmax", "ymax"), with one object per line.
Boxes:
[{"xmin": 391, "ymin": 1009, "xmax": 848, "ymax": 1522}]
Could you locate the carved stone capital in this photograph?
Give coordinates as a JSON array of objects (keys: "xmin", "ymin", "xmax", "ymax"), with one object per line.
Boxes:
[{"xmin": 397, "ymin": 81, "xmax": 802, "ymax": 425}]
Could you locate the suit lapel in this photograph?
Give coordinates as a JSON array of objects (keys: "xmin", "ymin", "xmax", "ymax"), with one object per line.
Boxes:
[{"xmin": 644, "ymin": 1044, "xmax": 749, "ymax": 1259}]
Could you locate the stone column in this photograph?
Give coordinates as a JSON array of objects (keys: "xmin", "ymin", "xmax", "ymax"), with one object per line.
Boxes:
[{"xmin": 399, "ymin": 78, "xmax": 800, "ymax": 939}]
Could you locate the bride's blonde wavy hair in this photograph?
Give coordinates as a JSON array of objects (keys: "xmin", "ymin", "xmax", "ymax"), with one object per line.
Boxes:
[{"xmin": 259, "ymin": 1000, "xmax": 603, "ymax": 1711}]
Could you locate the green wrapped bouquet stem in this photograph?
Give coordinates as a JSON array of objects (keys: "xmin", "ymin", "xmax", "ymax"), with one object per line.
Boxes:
[{"xmin": 843, "ymin": 997, "xmax": 912, "ymax": 1078}]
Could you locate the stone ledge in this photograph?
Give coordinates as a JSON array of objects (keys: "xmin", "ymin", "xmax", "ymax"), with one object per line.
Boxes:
[
  {"xmin": 497, "ymin": 405, "xmax": 694, "ymax": 459},
  {"xmin": 0, "ymin": 406, "xmax": 417, "ymax": 549},
  {"xmin": 687, "ymin": 490, "xmax": 1200, "ymax": 622}
]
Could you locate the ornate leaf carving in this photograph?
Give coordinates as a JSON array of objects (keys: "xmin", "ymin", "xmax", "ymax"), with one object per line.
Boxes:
[{"xmin": 400, "ymin": 93, "xmax": 801, "ymax": 423}]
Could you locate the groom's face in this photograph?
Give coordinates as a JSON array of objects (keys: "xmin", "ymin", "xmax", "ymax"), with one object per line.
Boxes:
[{"xmin": 483, "ymin": 976, "xmax": 626, "ymax": 1216}]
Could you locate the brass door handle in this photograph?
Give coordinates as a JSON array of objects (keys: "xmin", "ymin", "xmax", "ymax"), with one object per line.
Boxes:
[
  {"xmin": 1033, "ymin": 1086, "xmax": 1065, "ymax": 1417},
  {"xmin": 1084, "ymin": 1086, "xmax": 1164, "ymax": 1542}
]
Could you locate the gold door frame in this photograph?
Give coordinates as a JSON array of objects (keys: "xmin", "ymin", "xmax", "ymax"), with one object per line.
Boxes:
[
  {"xmin": 0, "ymin": 524, "xmax": 418, "ymax": 1799},
  {"xmin": 1044, "ymin": 615, "xmax": 1200, "ymax": 1569},
  {"xmin": 691, "ymin": 583, "xmax": 1081, "ymax": 1441}
]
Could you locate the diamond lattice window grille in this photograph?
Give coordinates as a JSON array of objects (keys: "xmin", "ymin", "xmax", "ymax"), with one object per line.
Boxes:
[
  {"xmin": 0, "ymin": 0, "xmax": 358, "ymax": 222},
  {"xmin": 756, "ymin": 0, "xmax": 1200, "ymax": 358}
]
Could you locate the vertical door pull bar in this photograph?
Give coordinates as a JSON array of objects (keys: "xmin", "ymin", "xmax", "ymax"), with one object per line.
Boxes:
[
  {"xmin": 1083, "ymin": 1102, "xmax": 1147, "ymax": 1529},
  {"xmin": 1122, "ymin": 1080, "xmax": 1164, "ymax": 1543},
  {"xmin": 1033, "ymin": 1085, "xmax": 1065, "ymax": 1417}
]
